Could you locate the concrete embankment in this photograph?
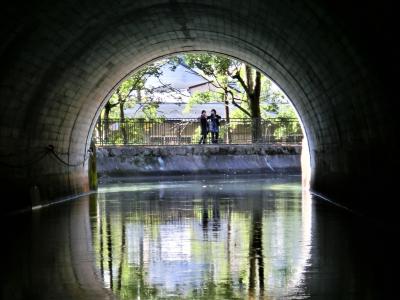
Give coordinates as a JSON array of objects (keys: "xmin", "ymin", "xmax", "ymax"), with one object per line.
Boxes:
[{"xmin": 96, "ymin": 144, "xmax": 301, "ymax": 177}]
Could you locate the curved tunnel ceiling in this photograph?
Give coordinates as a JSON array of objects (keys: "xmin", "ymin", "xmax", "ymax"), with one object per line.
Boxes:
[{"xmin": 0, "ymin": 0, "xmax": 398, "ymax": 217}]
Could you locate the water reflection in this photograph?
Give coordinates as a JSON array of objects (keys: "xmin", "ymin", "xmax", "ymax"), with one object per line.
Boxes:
[{"xmin": 89, "ymin": 176, "xmax": 312, "ymax": 299}]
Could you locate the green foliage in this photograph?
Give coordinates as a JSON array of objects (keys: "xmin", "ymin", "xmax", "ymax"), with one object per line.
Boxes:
[
  {"xmin": 142, "ymin": 103, "xmax": 162, "ymax": 120},
  {"xmin": 183, "ymin": 53, "xmax": 232, "ymax": 77},
  {"xmin": 261, "ymin": 103, "xmax": 279, "ymax": 115},
  {"xmin": 103, "ymin": 60, "xmax": 167, "ymax": 118},
  {"xmin": 272, "ymin": 104, "xmax": 302, "ymax": 138},
  {"xmin": 260, "ymin": 77, "xmax": 286, "ymax": 114},
  {"xmin": 276, "ymin": 104, "xmax": 298, "ymax": 119},
  {"xmin": 183, "ymin": 91, "xmax": 222, "ymax": 113}
]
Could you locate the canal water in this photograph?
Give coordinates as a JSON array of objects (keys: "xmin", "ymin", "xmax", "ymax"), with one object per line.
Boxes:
[{"xmin": 2, "ymin": 175, "xmax": 398, "ymax": 299}]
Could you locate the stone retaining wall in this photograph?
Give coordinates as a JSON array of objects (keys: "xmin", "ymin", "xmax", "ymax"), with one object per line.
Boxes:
[{"xmin": 96, "ymin": 145, "xmax": 301, "ymax": 177}]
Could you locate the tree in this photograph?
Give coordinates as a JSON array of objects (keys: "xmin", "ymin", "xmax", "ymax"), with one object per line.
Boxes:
[
  {"xmin": 169, "ymin": 53, "xmax": 284, "ymax": 142},
  {"xmin": 232, "ymin": 65, "xmax": 262, "ymax": 142},
  {"xmin": 99, "ymin": 62, "xmax": 164, "ymax": 144}
]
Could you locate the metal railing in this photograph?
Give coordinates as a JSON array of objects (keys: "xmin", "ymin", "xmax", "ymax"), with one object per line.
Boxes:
[{"xmin": 93, "ymin": 118, "xmax": 303, "ymax": 146}]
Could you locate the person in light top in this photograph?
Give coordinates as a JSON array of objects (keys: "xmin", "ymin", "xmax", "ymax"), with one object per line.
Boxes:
[{"xmin": 207, "ymin": 109, "xmax": 221, "ymax": 144}]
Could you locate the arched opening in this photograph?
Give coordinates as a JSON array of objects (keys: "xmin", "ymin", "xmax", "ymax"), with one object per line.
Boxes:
[
  {"xmin": 91, "ymin": 51, "xmax": 309, "ymax": 146},
  {"xmin": 91, "ymin": 52, "xmax": 306, "ymax": 172}
]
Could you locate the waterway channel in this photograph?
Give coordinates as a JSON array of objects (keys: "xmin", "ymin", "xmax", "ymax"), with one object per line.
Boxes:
[{"xmin": 2, "ymin": 174, "xmax": 397, "ymax": 299}]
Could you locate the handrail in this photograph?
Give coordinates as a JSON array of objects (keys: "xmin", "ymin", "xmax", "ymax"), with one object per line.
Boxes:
[{"xmin": 94, "ymin": 117, "xmax": 303, "ymax": 146}]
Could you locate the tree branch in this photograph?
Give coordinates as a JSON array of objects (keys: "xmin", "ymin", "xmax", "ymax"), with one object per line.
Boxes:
[
  {"xmin": 178, "ymin": 60, "xmax": 225, "ymax": 92},
  {"xmin": 156, "ymin": 77, "xmax": 188, "ymax": 97},
  {"xmin": 210, "ymin": 72, "xmax": 226, "ymax": 90},
  {"xmin": 227, "ymin": 90, "xmax": 251, "ymax": 117},
  {"xmin": 107, "ymin": 102, "xmax": 119, "ymax": 109},
  {"xmin": 232, "ymin": 71, "xmax": 251, "ymax": 97}
]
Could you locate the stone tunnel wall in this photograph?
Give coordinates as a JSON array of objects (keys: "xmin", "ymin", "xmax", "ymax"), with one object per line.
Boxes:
[
  {"xmin": 96, "ymin": 145, "xmax": 301, "ymax": 178},
  {"xmin": 0, "ymin": 0, "xmax": 399, "ymax": 221}
]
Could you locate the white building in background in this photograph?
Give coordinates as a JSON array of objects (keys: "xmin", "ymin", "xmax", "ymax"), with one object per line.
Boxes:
[
  {"xmin": 145, "ymin": 63, "xmax": 206, "ymax": 90},
  {"xmin": 187, "ymin": 81, "xmax": 218, "ymax": 94},
  {"xmin": 124, "ymin": 102, "xmax": 235, "ymax": 119}
]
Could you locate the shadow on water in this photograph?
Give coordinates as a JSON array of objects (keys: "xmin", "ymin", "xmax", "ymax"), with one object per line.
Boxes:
[{"xmin": 1, "ymin": 174, "xmax": 399, "ymax": 299}]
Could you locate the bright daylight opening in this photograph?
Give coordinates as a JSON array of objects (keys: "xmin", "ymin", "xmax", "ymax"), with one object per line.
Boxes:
[
  {"xmin": 93, "ymin": 52, "xmax": 305, "ymax": 149},
  {"xmin": 89, "ymin": 52, "xmax": 312, "ymax": 299}
]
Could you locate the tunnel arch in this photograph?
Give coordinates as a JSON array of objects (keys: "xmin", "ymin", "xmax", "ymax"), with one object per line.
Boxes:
[{"xmin": 1, "ymin": 0, "xmax": 398, "ymax": 218}]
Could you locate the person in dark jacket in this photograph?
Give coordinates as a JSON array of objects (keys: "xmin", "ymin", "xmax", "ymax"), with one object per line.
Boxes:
[
  {"xmin": 207, "ymin": 109, "xmax": 221, "ymax": 143},
  {"xmin": 199, "ymin": 110, "xmax": 209, "ymax": 144}
]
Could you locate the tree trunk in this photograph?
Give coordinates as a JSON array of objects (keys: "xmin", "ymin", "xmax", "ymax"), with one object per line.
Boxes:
[
  {"xmin": 234, "ymin": 67, "xmax": 263, "ymax": 142},
  {"xmin": 119, "ymin": 101, "xmax": 127, "ymax": 145},
  {"xmin": 224, "ymin": 91, "xmax": 231, "ymax": 143},
  {"xmin": 246, "ymin": 69, "xmax": 262, "ymax": 143},
  {"xmin": 97, "ymin": 113, "xmax": 102, "ymax": 145},
  {"xmin": 88, "ymin": 139, "xmax": 97, "ymax": 190},
  {"xmin": 104, "ymin": 103, "xmax": 111, "ymax": 144},
  {"xmin": 249, "ymin": 93, "xmax": 262, "ymax": 143}
]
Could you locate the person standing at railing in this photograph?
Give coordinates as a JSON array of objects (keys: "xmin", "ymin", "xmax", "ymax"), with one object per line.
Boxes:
[
  {"xmin": 199, "ymin": 110, "xmax": 209, "ymax": 144},
  {"xmin": 207, "ymin": 109, "xmax": 221, "ymax": 144}
]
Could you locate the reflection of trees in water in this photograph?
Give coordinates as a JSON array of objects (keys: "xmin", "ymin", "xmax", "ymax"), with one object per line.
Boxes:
[
  {"xmin": 90, "ymin": 194, "xmax": 159, "ymax": 298},
  {"xmin": 90, "ymin": 179, "xmax": 309, "ymax": 299},
  {"xmin": 116, "ymin": 218, "xmax": 126, "ymax": 291},
  {"xmin": 212, "ymin": 194, "xmax": 221, "ymax": 233},
  {"xmin": 89, "ymin": 195, "xmax": 106, "ymax": 281},
  {"xmin": 201, "ymin": 197, "xmax": 208, "ymax": 236},
  {"xmin": 105, "ymin": 211, "xmax": 113, "ymax": 290},
  {"xmin": 248, "ymin": 194, "xmax": 264, "ymax": 299}
]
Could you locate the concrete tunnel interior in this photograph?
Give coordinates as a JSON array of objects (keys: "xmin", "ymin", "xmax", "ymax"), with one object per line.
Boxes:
[{"xmin": 0, "ymin": 0, "xmax": 399, "ymax": 222}]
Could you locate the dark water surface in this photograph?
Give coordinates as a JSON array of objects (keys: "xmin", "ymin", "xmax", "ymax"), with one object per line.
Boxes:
[{"xmin": 2, "ymin": 175, "xmax": 398, "ymax": 299}]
